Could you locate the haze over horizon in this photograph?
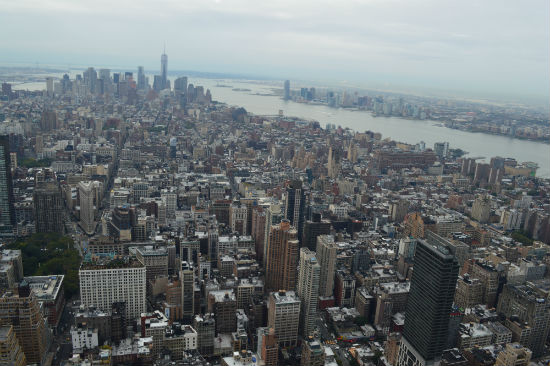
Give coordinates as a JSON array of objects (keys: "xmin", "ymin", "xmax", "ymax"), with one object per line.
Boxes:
[{"xmin": 1, "ymin": 0, "xmax": 549, "ymax": 105}]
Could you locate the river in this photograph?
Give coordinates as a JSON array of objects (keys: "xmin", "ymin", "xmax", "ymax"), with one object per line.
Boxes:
[
  {"xmin": 193, "ymin": 78, "xmax": 550, "ymax": 178},
  {"xmin": 12, "ymin": 76, "xmax": 550, "ymax": 177}
]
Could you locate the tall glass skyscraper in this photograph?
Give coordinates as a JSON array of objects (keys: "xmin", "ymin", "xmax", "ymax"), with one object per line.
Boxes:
[
  {"xmin": 161, "ymin": 50, "xmax": 168, "ymax": 89},
  {"xmin": 0, "ymin": 136, "xmax": 15, "ymax": 235},
  {"xmin": 397, "ymin": 239, "xmax": 459, "ymax": 366}
]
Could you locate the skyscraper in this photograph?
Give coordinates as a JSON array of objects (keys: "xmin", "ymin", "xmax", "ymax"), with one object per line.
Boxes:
[
  {"xmin": 181, "ymin": 261, "xmax": 195, "ymax": 322},
  {"xmin": 78, "ymin": 181, "xmax": 95, "ymax": 235},
  {"xmin": 267, "ymin": 291, "xmax": 300, "ymax": 347},
  {"xmin": 137, "ymin": 66, "xmax": 146, "ymax": 90},
  {"xmin": 284, "ymin": 80, "xmax": 290, "ymax": 100},
  {"xmin": 161, "ymin": 49, "xmax": 168, "ymax": 89},
  {"xmin": 297, "ymin": 248, "xmax": 320, "ymax": 337},
  {"xmin": 284, "ymin": 180, "xmax": 306, "ymax": 242},
  {"xmin": 316, "ymin": 235, "xmax": 338, "ymax": 298},
  {"xmin": 265, "ymin": 220, "xmax": 299, "ymax": 292},
  {"xmin": 34, "ymin": 182, "xmax": 64, "ymax": 234},
  {"xmin": 397, "ymin": 239, "xmax": 459, "ymax": 366},
  {"xmin": 0, "ymin": 136, "xmax": 15, "ymax": 236},
  {"xmin": 263, "ymin": 203, "xmax": 283, "ymax": 267}
]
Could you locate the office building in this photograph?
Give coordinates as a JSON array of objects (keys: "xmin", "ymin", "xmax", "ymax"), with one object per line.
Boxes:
[
  {"xmin": 301, "ymin": 339, "xmax": 325, "ymax": 366},
  {"xmin": 334, "ymin": 270, "xmax": 356, "ymax": 307},
  {"xmin": 265, "ymin": 220, "xmax": 299, "ymax": 292},
  {"xmin": 0, "ymin": 136, "xmax": 15, "ymax": 236},
  {"xmin": 494, "ymin": 343, "xmax": 532, "ymax": 366},
  {"xmin": 161, "ymin": 50, "xmax": 168, "ymax": 89},
  {"xmin": 25, "ymin": 275, "xmax": 65, "ymax": 328},
  {"xmin": 79, "ymin": 181, "xmax": 96, "ymax": 235},
  {"xmin": 194, "ymin": 314, "xmax": 215, "ymax": 357},
  {"xmin": 397, "ymin": 239, "xmax": 459, "ymax": 366},
  {"xmin": 135, "ymin": 246, "xmax": 168, "ymax": 284},
  {"xmin": 257, "ymin": 327, "xmax": 278, "ymax": 366},
  {"xmin": 0, "ymin": 283, "xmax": 50, "ymax": 365},
  {"xmin": 207, "ymin": 290, "xmax": 237, "ymax": 334},
  {"xmin": 230, "ymin": 202, "xmax": 248, "ymax": 235},
  {"xmin": 302, "ymin": 216, "xmax": 331, "ymax": 251},
  {"xmin": 137, "ymin": 66, "xmax": 146, "ymax": 90},
  {"xmin": 284, "ymin": 80, "xmax": 290, "ymax": 100},
  {"xmin": 174, "ymin": 76, "xmax": 188, "ymax": 95},
  {"xmin": 316, "ymin": 235, "xmax": 338, "ymax": 297},
  {"xmin": 79, "ymin": 256, "xmax": 146, "ymax": 319},
  {"xmin": 497, "ymin": 283, "xmax": 550, "ymax": 357},
  {"xmin": 267, "ymin": 291, "xmax": 300, "ymax": 347},
  {"xmin": 472, "ymin": 195, "xmax": 491, "ymax": 223},
  {"xmin": 297, "ymin": 248, "xmax": 320, "ymax": 337},
  {"xmin": 181, "ymin": 261, "xmax": 195, "ymax": 321},
  {"xmin": 34, "ymin": 182, "xmax": 64, "ymax": 234},
  {"xmin": 0, "ymin": 250, "xmax": 23, "ymax": 291}
]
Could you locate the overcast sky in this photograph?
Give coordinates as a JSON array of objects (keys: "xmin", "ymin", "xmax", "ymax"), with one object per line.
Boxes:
[{"xmin": 1, "ymin": 0, "xmax": 548, "ymax": 103}]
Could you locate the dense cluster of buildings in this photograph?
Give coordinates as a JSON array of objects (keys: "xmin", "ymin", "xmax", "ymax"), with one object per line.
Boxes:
[
  {"xmin": 0, "ymin": 54, "xmax": 549, "ymax": 366},
  {"xmin": 281, "ymin": 80, "xmax": 549, "ymax": 142}
]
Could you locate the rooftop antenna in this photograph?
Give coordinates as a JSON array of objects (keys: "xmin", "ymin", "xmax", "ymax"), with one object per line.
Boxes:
[{"xmin": 164, "ymin": 42, "xmax": 166, "ymax": 54}]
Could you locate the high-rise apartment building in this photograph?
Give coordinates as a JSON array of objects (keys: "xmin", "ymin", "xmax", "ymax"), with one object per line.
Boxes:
[
  {"xmin": 0, "ymin": 136, "xmax": 15, "ymax": 236},
  {"xmin": 34, "ymin": 182, "xmax": 64, "ymax": 234},
  {"xmin": 497, "ymin": 283, "xmax": 550, "ymax": 357},
  {"xmin": 79, "ymin": 256, "xmax": 146, "ymax": 320},
  {"xmin": 267, "ymin": 291, "xmax": 300, "ymax": 348},
  {"xmin": 0, "ymin": 283, "xmax": 50, "ymax": 365},
  {"xmin": 397, "ymin": 239, "xmax": 459, "ymax": 366},
  {"xmin": 78, "ymin": 181, "xmax": 96, "ymax": 235},
  {"xmin": 263, "ymin": 203, "xmax": 283, "ymax": 267},
  {"xmin": 316, "ymin": 235, "xmax": 338, "ymax": 298},
  {"xmin": 265, "ymin": 220, "xmax": 299, "ymax": 292},
  {"xmin": 297, "ymin": 248, "xmax": 320, "ymax": 337},
  {"xmin": 0, "ymin": 326, "xmax": 26, "ymax": 366}
]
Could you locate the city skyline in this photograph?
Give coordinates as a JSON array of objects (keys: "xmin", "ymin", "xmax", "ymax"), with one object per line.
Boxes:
[{"xmin": 0, "ymin": 0, "xmax": 548, "ymax": 104}]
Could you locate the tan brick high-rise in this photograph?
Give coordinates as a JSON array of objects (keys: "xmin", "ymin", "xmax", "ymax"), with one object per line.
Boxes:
[{"xmin": 265, "ymin": 220, "xmax": 299, "ymax": 292}]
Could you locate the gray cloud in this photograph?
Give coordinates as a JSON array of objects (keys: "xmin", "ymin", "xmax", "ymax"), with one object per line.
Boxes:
[{"xmin": 0, "ymin": 0, "xmax": 548, "ymax": 103}]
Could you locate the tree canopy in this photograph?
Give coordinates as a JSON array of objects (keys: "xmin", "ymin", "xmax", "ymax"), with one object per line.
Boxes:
[{"xmin": 7, "ymin": 233, "xmax": 81, "ymax": 298}]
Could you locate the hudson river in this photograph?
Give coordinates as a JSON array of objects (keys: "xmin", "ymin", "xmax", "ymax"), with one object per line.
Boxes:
[{"xmin": 195, "ymin": 78, "xmax": 550, "ymax": 178}]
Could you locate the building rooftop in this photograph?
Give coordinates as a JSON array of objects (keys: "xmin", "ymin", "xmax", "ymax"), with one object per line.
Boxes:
[
  {"xmin": 271, "ymin": 290, "xmax": 300, "ymax": 305},
  {"xmin": 24, "ymin": 275, "xmax": 64, "ymax": 301}
]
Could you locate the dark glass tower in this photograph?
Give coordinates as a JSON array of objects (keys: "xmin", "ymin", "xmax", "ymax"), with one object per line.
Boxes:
[
  {"xmin": 0, "ymin": 136, "xmax": 15, "ymax": 235},
  {"xmin": 399, "ymin": 239, "xmax": 459, "ymax": 365},
  {"xmin": 284, "ymin": 180, "xmax": 306, "ymax": 242}
]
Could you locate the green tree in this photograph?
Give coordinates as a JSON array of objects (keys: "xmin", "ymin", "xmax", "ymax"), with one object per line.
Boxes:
[{"xmin": 7, "ymin": 233, "xmax": 81, "ymax": 298}]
